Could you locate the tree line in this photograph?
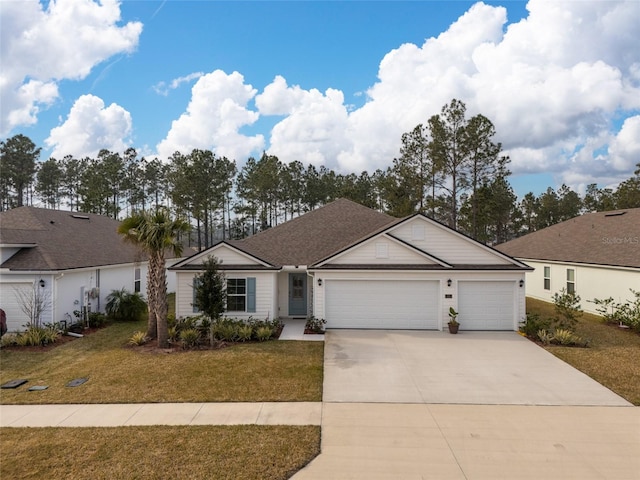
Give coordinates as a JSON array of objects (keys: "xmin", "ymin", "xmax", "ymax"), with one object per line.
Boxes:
[{"xmin": 2, "ymin": 99, "xmax": 639, "ymax": 246}]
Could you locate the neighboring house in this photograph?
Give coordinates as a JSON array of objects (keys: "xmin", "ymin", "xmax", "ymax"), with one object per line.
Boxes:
[
  {"xmin": 0, "ymin": 207, "xmax": 181, "ymax": 332},
  {"xmin": 497, "ymin": 208, "xmax": 640, "ymax": 314},
  {"xmin": 171, "ymin": 199, "xmax": 531, "ymax": 331}
]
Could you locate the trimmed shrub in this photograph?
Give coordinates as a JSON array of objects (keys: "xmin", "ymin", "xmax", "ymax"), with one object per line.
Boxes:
[
  {"xmin": 179, "ymin": 328, "xmax": 201, "ymax": 349},
  {"xmin": 305, "ymin": 316, "xmax": 327, "ymax": 333},
  {"xmin": 128, "ymin": 331, "xmax": 148, "ymax": 346},
  {"xmin": 106, "ymin": 288, "xmax": 147, "ymax": 322}
]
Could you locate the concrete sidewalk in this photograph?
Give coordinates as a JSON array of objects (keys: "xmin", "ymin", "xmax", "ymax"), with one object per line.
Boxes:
[
  {"xmin": 293, "ymin": 403, "xmax": 640, "ymax": 480},
  {"xmin": 0, "ymin": 402, "xmax": 322, "ymax": 428}
]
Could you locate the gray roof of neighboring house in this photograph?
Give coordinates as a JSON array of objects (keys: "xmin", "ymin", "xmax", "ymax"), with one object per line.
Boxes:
[
  {"xmin": 0, "ymin": 207, "xmax": 144, "ymax": 271},
  {"xmin": 229, "ymin": 198, "xmax": 397, "ymax": 267},
  {"xmin": 496, "ymin": 208, "xmax": 640, "ymax": 269}
]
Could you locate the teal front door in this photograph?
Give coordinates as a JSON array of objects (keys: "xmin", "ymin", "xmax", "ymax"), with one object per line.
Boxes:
[{"xmin": 288, "ymin": 273, "xmax": 307, "ymax": 316}]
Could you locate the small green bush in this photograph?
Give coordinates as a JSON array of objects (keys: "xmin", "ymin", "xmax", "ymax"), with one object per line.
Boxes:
[
  {"xmin": 592, "ymin": 289, "xmax": 640, "ymax": 332},
  {"xmin": 128, "ymin": 331, "xmax": 148, "ymax": 346},
  {"xmin": 179, "ymin": 328, "xmax": 201, "ymax": 349},
  {"xmin": 305, "ymin": 316, "xmax": 327, "ymax": 333},
  {"xmin": 255, "ymin": 326, "xmax": 273, "ymax": 342},
  {"xmin": 237, "ymin": 324, "xmax": 253, "ymax": 342},
  {"xmin": 552, "ymin": 289, "xmax": 582, "ymax": 331},
  {"xmin": 0, "ymin": 333, "xmax": 18, "ymax": 348},
  {"xmin": 88, "ymin": 312, "xmax": 108, "ymax": 328},
  {"xmin": 106, "ymin": 288, "xmax": 147, "ymax": 322},
  {"xmin": 168, "ymin": 326, "xmax": 178, "ymax": 342},
  {"xmin": 520, "ymin": 313, "xmax": 551, "ymax": 337},
  {"xmin": 537, "ymin": 329, "xmax": 553, "ymax": 345},
  {"xmin": 552, "ymin": 328, "xmax": 575, "ymax": 345}
]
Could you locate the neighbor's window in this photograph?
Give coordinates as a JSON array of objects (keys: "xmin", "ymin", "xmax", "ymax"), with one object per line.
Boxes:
[
  {"xmin": 192, "ymin": 277, "xmax": 201, "ymax": 313},
  {"xmin": 134, "ymin": 267, "xmax": 141, "ymax": 293},
  {"xmin": 543, "ymin": 266, "xmax": 550, "ymax": 290},
  {"xmin": 227, "ymin": 278, "xmax": 247, "ymax": 312},
  {"xmin": 566, "ymin": 269, "xmax": 575, "ymax": 294}
]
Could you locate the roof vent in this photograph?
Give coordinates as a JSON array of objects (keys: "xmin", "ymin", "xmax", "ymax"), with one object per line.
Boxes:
[
  {"xmin": 604, "ymin": 211, "xmax": 626, "ymax": 217},
  {"xmin": 71, "ymin": 214, "xmax": 90, "ymax": 220}
]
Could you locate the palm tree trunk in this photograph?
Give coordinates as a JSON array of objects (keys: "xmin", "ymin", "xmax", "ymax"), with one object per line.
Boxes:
[
  {"xmin": 154, "ymin": 251, "xmax": 169, "ymax": 348},
  {"xmin": 145, "ymin": 255, "xmax": 158, "ymax": 339}
]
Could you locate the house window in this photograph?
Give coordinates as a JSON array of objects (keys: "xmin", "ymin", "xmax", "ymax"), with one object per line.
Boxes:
[
  {"xmin": 192, "ymin": 277, "xmax": 201, "ymax": 313},
  {"xmin": 134, "ymin": 268, "xmax": 141, "ymax": 293},
  {"xmin": 227, "ymin": 278, "xmax": 247, "ymax": 312},
  {"xmin": 375, "ymin": 242, "xmax": 388, "ymax": 259},
  {"xmin": 566, "ymin": 269, "xmax": 575, "ymax": 294},
  {"xmin": 543, "ymin": 266, "xmax": 550, "ymax": 291}
]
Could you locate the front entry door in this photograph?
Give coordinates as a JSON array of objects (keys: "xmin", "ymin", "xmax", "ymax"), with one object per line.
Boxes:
[{"xmin": 288, "ymin": 273, "xmax": 307, "ymax": 316}]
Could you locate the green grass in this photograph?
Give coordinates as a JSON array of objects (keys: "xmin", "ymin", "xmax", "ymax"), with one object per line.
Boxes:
[
  {"xmin": 0, "ymin": 320, "xmax": 324, "ymax": 404},
  {"xmin": 527, "ymin": 297, "xmax": 640, "ymax": 405},
  {"xmin": 1, "ymin": 425, "xmax": 320, "ymax": 480}
]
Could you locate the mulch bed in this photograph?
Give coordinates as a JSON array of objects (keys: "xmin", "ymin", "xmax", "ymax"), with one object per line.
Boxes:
[{"xmin": 1, "ymin": 327, "xmax": 103, "ymax": 352}]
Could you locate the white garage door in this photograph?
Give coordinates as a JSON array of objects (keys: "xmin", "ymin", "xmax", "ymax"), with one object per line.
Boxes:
[
  {"xmin": 0, "ymin": 283, "xmax": 32, "ymax": 332},
  {"xmin": 458, "ymin": 281, "xmax": 515, "ymax": 330},
  {"xmin": 325, "ymin": 280, "xmax": 440, "ymax": 329}
]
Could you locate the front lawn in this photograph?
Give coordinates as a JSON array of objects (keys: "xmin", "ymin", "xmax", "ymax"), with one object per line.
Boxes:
[
  {"xmin": 0, "ymin": 320, "xmax": 324, "ymax": 404},
  {"xmin": 1, "ymin": 425, "xmax": 320, "ymax": 480},
  {"xmin": 527, "ymin": 297, "xmax": 640, "ymax": 405}
]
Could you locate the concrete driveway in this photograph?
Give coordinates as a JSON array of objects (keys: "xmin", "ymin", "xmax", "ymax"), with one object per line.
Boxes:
[{"xmin": 323, "ymin": 330, "xmax": 630, "ymax": 406}]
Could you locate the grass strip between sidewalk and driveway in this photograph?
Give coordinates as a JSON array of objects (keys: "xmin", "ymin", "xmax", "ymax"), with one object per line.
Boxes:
[
  {"xmin": 1, "ymin": 425, "xmax": 320, "ymax": 480},
  {"xmin": 527, "ymin": 297, "xmax": 640, "ymax": 405},
  {"xmin": 0, "ymin": 320, "xmax": 324, "ymax": 404}
]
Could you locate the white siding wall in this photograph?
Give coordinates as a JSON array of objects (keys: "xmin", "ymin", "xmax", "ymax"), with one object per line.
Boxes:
[
  {"xmin": 391, "ymin": 218, "xmax": 512, "ymax": 265},
  {"xmin": 313, "ymin": 270, "xmax": 525, "ymax": 331},
  {"xmin": 175, "ymin": 271, "xmax": 277, "ymax": 320},
  {"xmin": 329, "ymin": 236, "xmax": 436, "ymax": 265},
  {"xmin": 523, "ymin": 260, "xmax": 640, "ymax": 314}
]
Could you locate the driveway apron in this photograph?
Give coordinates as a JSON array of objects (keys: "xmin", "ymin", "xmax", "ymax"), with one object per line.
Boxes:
[{"xmin": 322, "ymin": 329, "xmax": 631, "ymax": 406}]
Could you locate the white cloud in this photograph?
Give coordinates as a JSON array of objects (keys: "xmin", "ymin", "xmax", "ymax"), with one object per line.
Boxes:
[
  {"xmin": 156, "ymin": 70, "xmax": 264, "ymax": 161},
  {"xmin": 256, "ymin": 0, "xmax": 639, "ymax": 188},
  {"xmin": 256, "ymin": 76, "xmax": 350, "ymax": 166},
  {"xmin": 45, "ymin": 94, "xmax": 132, "ymax": 158},
  {"xmin": 0, "ymin": 0, "xmax": 142, "ymax": 135},
  {"xmin": 153, "ymin": 72, "xmax": 204, "ymax": 96}
]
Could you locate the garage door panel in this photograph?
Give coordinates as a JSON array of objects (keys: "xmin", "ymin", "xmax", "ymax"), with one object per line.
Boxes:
[
  {"xmin": 1, "ymin": 283, "xmax": 32, "ymax": 332},
  {"xmin": 459, "ymin": 281, "xmax": 514, "ymax": 331},
  {"xmin": 325, "ymin": 280, "xmax": 439, "ymax": 330}
]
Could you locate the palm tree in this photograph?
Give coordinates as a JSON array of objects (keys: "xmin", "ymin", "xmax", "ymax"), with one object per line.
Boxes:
[{"xmin": 118, "ymin": 208, "xmax": 189, "ymax": 347}]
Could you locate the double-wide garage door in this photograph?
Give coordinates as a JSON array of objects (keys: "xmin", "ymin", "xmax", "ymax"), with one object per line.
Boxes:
[
  {"xmin": 458, "ymin": 281, "xmax": 515, "ymax": 330},
  {"xmin": 325, "ymin": 280, "xmax": 440, "ymax": 329}
]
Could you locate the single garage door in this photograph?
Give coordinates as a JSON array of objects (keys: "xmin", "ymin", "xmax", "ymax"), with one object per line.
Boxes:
[
  {"xmin": 325, "ymin": 280, "xmax": 440, "ymax": 329},
  {"xmin": 0, "ymin": 283, "xmax": 32, "ymax": 332},
  {"xmin": 458, "ymin": 281, "xmax": 515, "ymax": 330}
]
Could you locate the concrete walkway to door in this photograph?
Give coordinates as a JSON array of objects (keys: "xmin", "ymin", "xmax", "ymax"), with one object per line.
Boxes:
[{"xmin": 323, "ymin": 330, "xmax": 631, "ymax": 405}]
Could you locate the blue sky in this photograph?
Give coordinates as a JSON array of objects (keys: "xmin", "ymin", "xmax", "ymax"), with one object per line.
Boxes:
[{"xmin": 2, "ymin": 0, "xmax": 639, "ymax": 198}]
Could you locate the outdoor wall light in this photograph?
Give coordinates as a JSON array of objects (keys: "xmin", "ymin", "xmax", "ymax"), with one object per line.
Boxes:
[
  {"xmin": 519, "ymin": 279, "xmax": 525, "ymax": 288},
  {"xmin": 39, "ymin": 279, "xmax": 45, "ymax": 288},
  {"xmin": 447, "ymin": 279, "xmax": 452, "ymax": 287},
  {"xmin": 317, "ymin": 278, "xmax": 323, "ymax": 286}
]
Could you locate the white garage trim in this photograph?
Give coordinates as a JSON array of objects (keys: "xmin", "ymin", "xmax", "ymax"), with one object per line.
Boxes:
[
  {"xmin": 458, "ymin": 281, "xmax": 516, "ymax": 330},
  {"xmin": 324, "ymin": 279, "xmax": 440, "ymax": 329}
]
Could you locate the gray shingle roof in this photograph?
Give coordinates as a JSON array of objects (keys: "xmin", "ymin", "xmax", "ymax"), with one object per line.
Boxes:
[
  {"xmin": 232, "ymin": 198, "xmax": 396, "ymax": 266},
  {"xmin": 0, "ymin": 207, "xmax": 144, "ymax": 270},
  {"xmin": 496, "ymin": 208, "xmax": 640, "ymax": 268}
]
